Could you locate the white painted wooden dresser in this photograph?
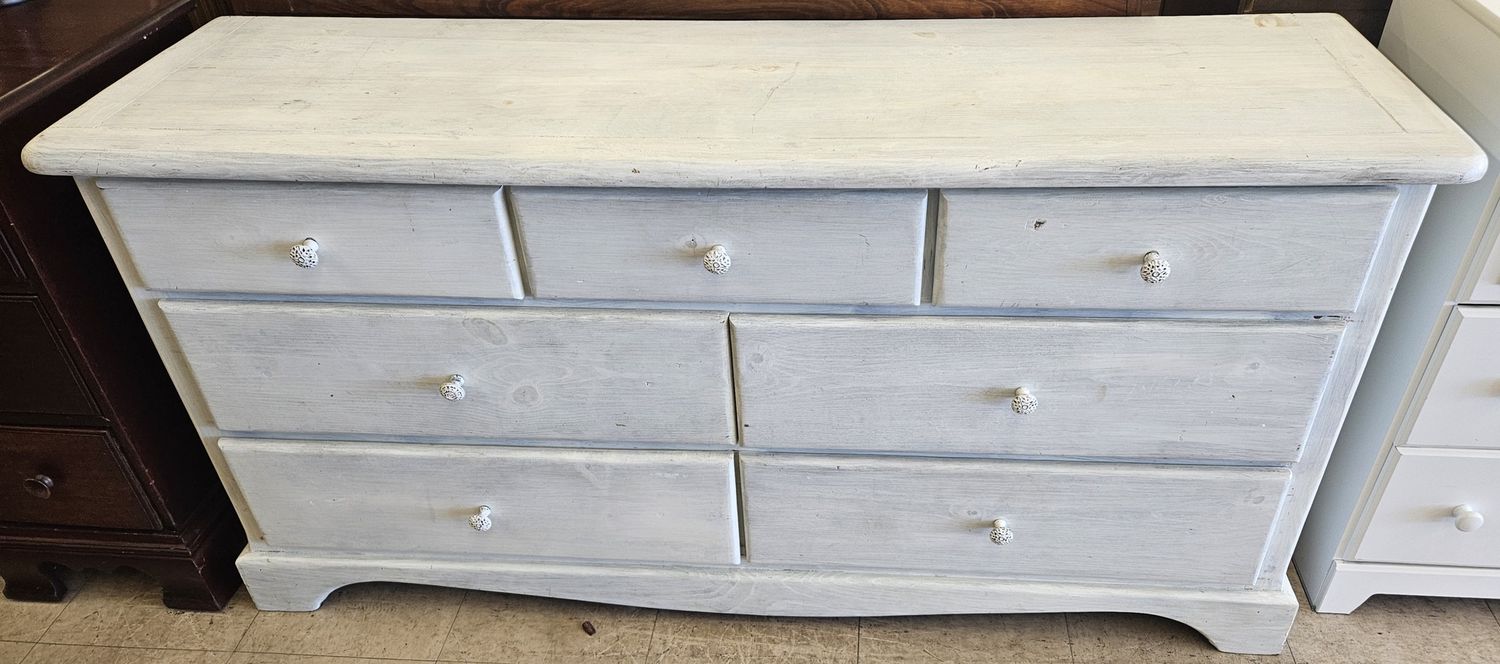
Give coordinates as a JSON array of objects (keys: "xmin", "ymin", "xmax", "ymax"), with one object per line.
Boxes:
[
  {"xmin": 1296, "ymin": 0, "xmax": 1500, "ymax": 613},
  {"xmin": 21, "ymin": 14, "xmax": 1483, "ymax": 654}
]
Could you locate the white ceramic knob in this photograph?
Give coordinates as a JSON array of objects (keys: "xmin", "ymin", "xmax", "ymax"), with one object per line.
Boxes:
[
  {"xmin": 289, "ymin": 238, "xmax": 320, "ymax": 268},
  {"xmin": 1140, "ymin": 251, "xmax": 1170, "ymax": 284},
  {"xmin": 703, "ymin": 244, "xmax": 731, "ymax": 275},
  {"xmin": 439, "ymin": 374, "xmax": 466, "ymax": 401},
  {"xmin": 1453, "ymin": 504, "xmax": 1485, "ymax": 533},
  {"xmin": 989, "ymin": 519, "xmax": 1014, "ymax": 545},
  {"xmin": 468, "ymin": 505, "xmax": 493, "ymax": 532},
  {"xmin": 1011, "ymin": 387, "xmax": 1037, "ymax": 415}
]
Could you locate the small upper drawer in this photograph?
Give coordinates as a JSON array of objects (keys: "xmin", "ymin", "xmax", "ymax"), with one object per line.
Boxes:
[
  {"xmin": 0, "ymin": 297, "xmax": 96, "ymax": 417},
  {"xmin": 1353, "ymin": 447, "xmax": 1500, "ymax": 568},
  {"xmin": 161, "ymin": 300, "xmax": 735, "ymax": 444},
  {"xmin": 98, "ymin": 179, "xmax": 522, "ymax": 299},
  {"xmin": 0, "ymin": 426, "xmax": 158, "ymax": 530},
  {"xmin": 1404, "ymin": 306, "xmax": 1500, "ymax": 448},
  {"xmin": 732, "ymin": 313, "xmax": 1342, "ymax": 463},
  {"xmin": 511, "ymin": 188, "xmax": 925, "ymax": 305},
  {"xmin": 222, "ymin": 438, "xmax": 740, "ymax": 564},
  {"xmin": 935, "ymin": 187, "xmax": 1397, "ymax": 311},
  {"xmin": 742, "ymin": 454, "xmax": 1287, "ymax": 586}
]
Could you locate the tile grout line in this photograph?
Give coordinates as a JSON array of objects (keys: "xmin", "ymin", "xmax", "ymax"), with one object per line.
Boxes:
[
  {"xmin": 1489, "ymin": 600, "xmax": 1500, "ymax": 630},
  {"xmin": 1288, "ymin": 641, "xmax": 1299, "ymax": 664},
  {"xmin": 644, "ymin": 608, "xmax": 661, "ymax": 660},
  {"xmin": 228, "ymin": 597, "xmax": 261, "ymax": 654},
  {"xmin": 1064, "ymin": 612, "xmax": 1077, "ymax": 664},
  {"xmin": 431, "ymin": 589, "xmax": 469, "ymax": 662},
  {"xmin": 854, "ymin": 617, "xmax": 861, "ymax": 664},
  {"xmin": 30, "ymin": 570, "xmax": 83, "ymax": 643},
  {"xmin": 28, "ymin": 641, "xmax": 237, "ymax": 655},
  {"xmin": 8, "ymin": 641, "xmax": 34, "ymax": 664}
]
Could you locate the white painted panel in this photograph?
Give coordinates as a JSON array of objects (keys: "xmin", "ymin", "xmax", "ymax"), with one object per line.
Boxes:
[
  {"xmin": 513, "ymin": 188, "xmax": 925, "ymax": 305},
  {"xmin": 1353, "ymin": 447, "xmax": 1500, "ymax": 567},
  {"xmin": 741, "ymin": 454, "xmax": 1288, "ymax": 586},
  {"xmin": 99, "ymin": 179, "xmax": 522, "ymax": 298},
  {"xmin": 161, "ymin": 301, "xmax": 735, "ymax": 444},
  {"xmin": 221, "ymin": 439, "xmax": 740, "ymax": 564},
  {"xmin": 1405, "ymin": 307, "xmax": 1500, "ymax": 448},
  {"xmin": 936, "ymin": 187, "xmax": 1396, "ymax": 312},
  {"xmin": 732, "ymin": 314, "xmax": 1342, "ymax": 462}
]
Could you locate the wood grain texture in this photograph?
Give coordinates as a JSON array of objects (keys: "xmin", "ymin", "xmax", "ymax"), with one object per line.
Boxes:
[
  {"xmin": 235, "ymin": 550, "xmax": 1298, "ymax": 654},
  {"xmin": 0, "ymin": 425, "xmax": 158, "ymax": 530},
  {"xmin": 22, "ymin": 15, "xmax": 1483, "ymax": 187},
  {"xmin": 228, "ymin": 0, "xmax": 1156, "ymax": 19},
  {"xmin": 220, "ymin": 438, "xmax": 740, "ymax": 564},
  {"xmin": 740, "ymin": 453, "xmax": 1287, "ymax": 586},
  {"xmin": 1402, "ymin": 307, "xmax": 1500, "ymax": 448},
  {"xmin": 98, "ymin": 179, "xmax": 522, "ymax": 299},
  {"xmin": 160, "ymin": 300, "xmax": 736, "ymax": 444},
  {"xmin": 1350, "ymin": 447, "xmax": 1500, "ymax": 568},
  {"xmin": 513, "ymin": 188, "xmax": 925, "ymax": 305},
  {"xmin": 936, "ymin": 187, "xmax": 1397, "ymax": 311},
  {"xmin": 731, "ymin": 314, "xmax": 1343, "ymax": 462}
]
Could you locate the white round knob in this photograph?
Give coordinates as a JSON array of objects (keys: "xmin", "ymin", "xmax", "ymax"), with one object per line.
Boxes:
[
  {"xmin": 289, "ymin": 238, "xmax": 320, "ymax": 268},
  {"xmin": 1453, "ymin": 505, "xmax": 1485, "ymax": 533},
  {"xmin": 1140, "ymin": 251, "xmax": 1170, "ymax": 284},
  {"xmin": 989, "ymin": 519, "xmax": 1014, "ymax": 545},
  {"xmin": 703, "ymin": 244, "xmax": 731, "ymax": 275},
  {"xmin": 1011, "ymin": 387, "xmax": 1037, "ymax": 415},
  {"xmin": 468, "ymin": 505, "xmax": 493, "ymax": 532},
  {"xmin": 439, "ymin": 374, "xmax": 466, "ymax": 401}
]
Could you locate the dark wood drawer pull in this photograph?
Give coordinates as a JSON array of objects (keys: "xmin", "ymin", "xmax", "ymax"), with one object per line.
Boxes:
[{"xmin": 22, "ymin": 474, "xmax": 54, "ymax": 499}]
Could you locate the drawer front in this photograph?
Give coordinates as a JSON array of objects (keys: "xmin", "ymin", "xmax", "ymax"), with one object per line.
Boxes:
[
  {"xmin": 0, "ymin": 426, "xmax": 158, "ymax": 530},
  {"xmin": 1354, "ymin": 447, "xmax": 1500, "ymax": 567},
  {"xmin": 0, "ymin": 225, "xmax": 23, "ymax": 286},
  {"xmin": 221, "ymin": 438, "xmax": 740, "ymax": 564},
  {"xmin": 1465, "ymin": 203, "xmax": 1500, "ymax": 303},
  {"xmin": 936, "ymin": 187, "xmax": 1396, "ymax": 311},
  {"xmin": 512, "ymin": 188, "xmax": 925, "ymax": 305},
  {"xmin": 1406, "ymin": 307, "xmax": 1500, "ymax": 448},
  {"xmin": 162, "ymin": 301, "xmax": 735, "ymax": 444},
  {"xmin": 732, "ymin": 314, "xmax": 1342, "ymax": 462},
  {"xmin": 0, "ymin": 297, "xmax": 96, "ymax": 416},
  {"xmin": 98, "ymin": 179, "xmax": 522, "ymax": 299},
  {"xmin": 742, "ymin": 454, "xmax": 1287, "ymax": 586}
]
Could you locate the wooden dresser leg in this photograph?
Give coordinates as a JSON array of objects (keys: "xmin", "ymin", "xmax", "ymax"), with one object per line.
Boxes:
[{"xmin": 0, "ymin": 558, "xmax": 68, "ymax": 603}]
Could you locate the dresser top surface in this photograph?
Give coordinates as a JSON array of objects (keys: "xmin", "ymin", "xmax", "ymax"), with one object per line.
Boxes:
[{"xmin": 22, "ymin": 14, "xmax": 1486, "ymax": 188}]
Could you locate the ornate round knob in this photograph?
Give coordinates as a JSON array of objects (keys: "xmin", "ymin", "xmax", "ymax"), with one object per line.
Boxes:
[
  {"xmin": 289, "ymin": 238, "xmax": 320, "ymax": 268},
  {"xmin": 989, "ymin": 519, "xmax": 1014, "ymax": 545},
  {"xmin": 703, "ymin": 244, "xmax": 731, "ymax": 275},
  {"xmin": 1011, "ymin": 387, "xmax": 1037, "ymax": 415},
  {"xmin": 439, "ymin": 374, "xmax": 466, "ymax": 401},
  {"xmin": 22, "ymin": 474, "xmax": 54, "ymax": 500},
  {"xmin": 1140, "ymin": 251, "xmax": 1171, "ymax": 284},
  {"xmin": 468, "ymin": 505, "xmax": 493, "ymax": 532},
  {"xmin": 1453, "ymin": 505, "xmax": 1485, "ymax": 533}
]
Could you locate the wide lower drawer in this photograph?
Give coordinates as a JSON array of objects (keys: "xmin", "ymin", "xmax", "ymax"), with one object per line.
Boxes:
[
  {"xmin": 742, "ymin": 454, "xmax": 1287, "ymax": 586},
  {"xmin": 511, "ymin": 188, "xmax": 926, "ymax": 305},
  {"xmin": 161, "ymin": 301, "xmax": 735, "ymax": 444},
  {"xmin": 220, "ymin": 439, "xmax": 740, "ymax": 564},
  {"xmin": 1404, "ymin": 306, "xmax": 1500, "ymax": 449},
  {"xmin": 1353, "ymin": 447, "xmax": 1500, "ymax": 568},
  {"xmin": 0, "ymin": 426, "xmax": 158, "ymax": 530},
  {"xmin": 731, "ymin": 314, "xmax": 1342, "ymax": 462},
  {"xmin": 936, "ymin": 187, "xmax": 1396, "ymax": 311},
  {"xmin": 98, "ymin": 179, "xmax": 522, "ymax": 299}
]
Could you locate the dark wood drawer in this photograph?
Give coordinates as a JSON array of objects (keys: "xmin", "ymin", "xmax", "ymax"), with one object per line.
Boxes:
[
  {"xmin": 0, "ymin": 297, "xmax": 96, "ymax": 416},
  {"xmin": 0, "ymin": 224, "xmax": 23, "ymax": 286},
  {"xmin": 0, "ymin": 425, "xmax": 158, "ymax": 530}
]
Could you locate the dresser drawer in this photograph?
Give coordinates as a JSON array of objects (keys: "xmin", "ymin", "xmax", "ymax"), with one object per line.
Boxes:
[
  {"xmin": 0, "ymin": 426, "xmax": 158, "ymax": 530},
  {"xmin": 0, "ymin": 297, "xmax": 96, "ymax": 416},
  {"xmin": 1353, "ymin": 447, "xmax": 1500, "ymax": 568},
  {"xmin": 1405, "ymin": 306, "xmax": 1500, "ymax": 448},
  {"xmin": 936, "ymin": 187, "xmax": 1396, "ymax": 311},
  {"xmin": 742, "ymin": 454, "xmax": 1286, "ymax": 586},
  {"xmin": 98, "ymin": 179, "xmax": 522, "ymax": 299},
  {"xmin": 221, "ymin": 439, "xmax": 740, "ymax": 564},
  {"xmin": 732, "ymin": 314, "xmax": 1342, "ymax": 462},
  {"xmin": 161, "ymin": 301, "xmax": 735, "ymax": 444},
  {"xmin": 512, "ymin": 188, "xmax": 925, "ymax": 305}
]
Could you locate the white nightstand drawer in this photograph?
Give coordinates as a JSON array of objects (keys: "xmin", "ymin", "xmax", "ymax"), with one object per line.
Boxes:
[
  {"xmin": 222, "ymin": 439, "xmax": 740, "ymax": 564},
  {"xmin": 936, "ymin": 187, "xmax": 1396, "ymax": 311},
  {"xmin": 742, "ymin": 454, "xmax": 1287, "ymax": 586},
  {"xmin": 732, "ymin": 314, "xmax": 1343, "ymax": 462},
  {"xmin": 1353, "ymin": 447, "xmax": 1500, "ymax": 568},
  {"xmin": 161, "ymin": 301, "xmax": 735, "ymax": 444},
  {"xmin": 511, "ymin": 188, "xmax": 926, "ymax": 305},
  {"xmin": 98, "ymin": 179, "xmax": 522, "ymax": 299},
  {"xmin": 1405, "ymin": 307, "xmax": 1500, "ymax": 448}
]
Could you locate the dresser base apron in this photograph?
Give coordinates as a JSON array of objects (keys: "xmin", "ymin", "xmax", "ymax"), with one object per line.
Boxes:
[
  {"xmin": 1310, "ymin": 559, "xmax": 1500, "ymax": 614},
  {"xmin": 238, "ymin": 549, "xmax": 1297, "ymax": 655}
]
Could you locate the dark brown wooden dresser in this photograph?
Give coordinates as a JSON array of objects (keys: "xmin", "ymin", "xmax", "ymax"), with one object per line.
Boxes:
[{"xmin": 0, "ymin": 0, "xmax": 243, "ymax": 610}]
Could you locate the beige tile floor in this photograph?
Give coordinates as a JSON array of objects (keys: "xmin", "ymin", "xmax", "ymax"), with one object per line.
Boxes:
[{"xmin": 1, "ymin": 569, "xmax": 1498, "ymax": 664}]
